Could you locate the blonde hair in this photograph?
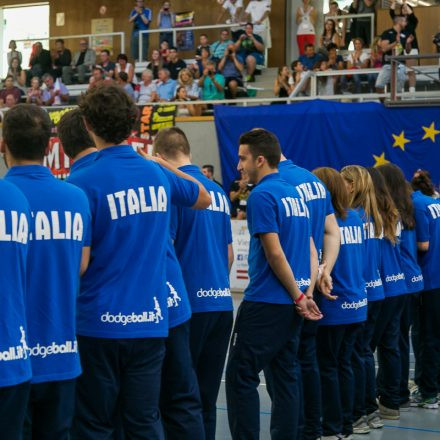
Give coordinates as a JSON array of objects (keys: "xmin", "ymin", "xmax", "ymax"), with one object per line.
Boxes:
[
  {"xmin": 178, "ymin": 68, "xmax": 193, "ymax": 87},
  {"xmin": 341, "ymin": 165, "xmax": 383, "ymax": 237}
]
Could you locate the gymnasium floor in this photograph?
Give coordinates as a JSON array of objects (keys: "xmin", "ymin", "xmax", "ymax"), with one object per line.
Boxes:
[{"xmin": 214, "ymin": 294, "xmax": 440, "ymax": 439}]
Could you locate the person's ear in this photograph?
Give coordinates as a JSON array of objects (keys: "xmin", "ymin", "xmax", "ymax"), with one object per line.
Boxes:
[{"xmin": 0, "ymin": 139, "xmax": 6, "ymax": 154}]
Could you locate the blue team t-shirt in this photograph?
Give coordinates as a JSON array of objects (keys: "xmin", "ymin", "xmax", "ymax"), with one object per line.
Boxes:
[
  {"xmin": 412, "ymin": 191, "xmax": 440, "ymax": 290},
  {"xmin": 68, "ymin": 146, "xmax": 199, "ymax": 338},
  {"xmin": 357, "ymin": 207, "xmax": 384, "ymax": 302},
  {"xmin": 319, "ymin": 209, "xmax": 367, "ymax": 325},
  {"xmin": 0, "ymin": 180, "xmax": 32, "ymax": 387},
  {"xmin": 130, "ymin": 7, "xmax": 152, "ymax": 31},
  {"xmin": 69, "ymin": 151, "xmax": 98, "ymax": 175},
  {"xmin": 170, "ymin": 165, "xmax": 233, "ymax": 313},
  {"xmin": 400, "ymin": 226, "xmax": 424, "ymax": 293},
  {"xmin": 278, "ymin": 160, "xmax": 334, "ymax": 261},
  {"xmin": 245, "ymin": 172, "xmax": 311, "ymax": 305},
  {"xmin": 5, "ymin": 165, "xmax": 91, "ymax": 384},
  {"xmin": 380, "ymin": 221, "xmax": 408, "ymax": 297}
]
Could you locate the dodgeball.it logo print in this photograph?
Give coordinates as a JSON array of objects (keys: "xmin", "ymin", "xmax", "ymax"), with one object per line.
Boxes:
[
  {"xmin": 167, "ymin": 282, "xmax": 181, "ymax": 308},
  {"xmin": 20, "ymin": 326, "xmax": 29, "ymax": 360},
  {"xmin": 0, "ymin": 326, "xmax": 29, "ymax": 362}
]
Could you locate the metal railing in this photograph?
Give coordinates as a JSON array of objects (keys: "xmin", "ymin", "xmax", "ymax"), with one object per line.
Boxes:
[{"xmin": 138, "ymin": 22, "xmax": 269, "ymax": 67}]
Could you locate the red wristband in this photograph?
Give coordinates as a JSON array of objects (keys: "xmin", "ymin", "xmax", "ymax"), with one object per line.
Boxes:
[{"xmin": 294, "ymin": 293, "xmax": 306, "ymax": 305}]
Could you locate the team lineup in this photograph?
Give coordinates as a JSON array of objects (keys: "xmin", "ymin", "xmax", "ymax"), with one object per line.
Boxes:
[{"xmin": 1, "ymin": 83, "xmax": 440, "ymax": 440}]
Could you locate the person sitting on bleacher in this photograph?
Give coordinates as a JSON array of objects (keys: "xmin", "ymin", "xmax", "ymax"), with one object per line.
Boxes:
[
  {"xmin": 136, "ymin": 69, "xmax": 158, "ymax": 104},
  {"xmin": 157, "ymin": 68, "xmax": 177, "ymax": 101},
  {"xmin": 164, "ymin": 47, "xmax": 187, "ymax": 80},
  {"xmin": 88, "ymin": 67, "xmax": 106, "ymax": 90},
  {"xmin": 26, "ymin": 76, "xmax": 43, "ymax": 105},
  {"xmin": 41, "ymin": 73, "xmax": 69, "ymax": 106},
  {"xmin": 176, "ymin": 68, "xmax": 200, "ymax": 100},
  {"xmin": 27, "ymin": 42, "xmax": 52, "ymax": 85},
  {"xmin": 52, "ymin": 39, "xmax": 72, "ymax": 80},
  {"xmin": 0, "ymin": 76, "xmax": 22, "ymax": 108},
  {"xmin": 117, "ymin": 72, "xmax": 135, "ymax": 100},
  {"xmin": 195, "ymin": 34, "xmax": 211, "ymax": 61},
  {"xmin": 115, "ymin": 54, "xmax": 135, "ymax": 84},
  {"xmin": 63, "ymin": 39, "xmax": 96, "ymax": 85},
  {"xmin": 234, "ymin": 22, "xmax": 265, "ymax": 83},
  {"xmin": 217, "ymin": 44, "xmax": 244, "ymax": 99},
  {"xmin": 99, "ymin": 50, "xmax": 116, "ymax": 80},
  {"xmin": 146, "ymin": 49, "xmax": 163, "ymax": 80},
  {"xmin": 198, "ymin": 60, "xmax": 225, "ymax": 101},
  {"xmin": 211, "ymin": 29, "xmax": 234, "ymax": 62},
  {"xmin": 299, "ymin": 43, "xmax": 323, "ymax": 70}
]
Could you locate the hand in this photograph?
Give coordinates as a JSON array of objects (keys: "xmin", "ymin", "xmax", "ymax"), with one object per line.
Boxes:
[
  {"xmin": 407, "ymin": 34, "xmax": 414, "ymax": 44},
  {"xmin": 203, "ymin": 68, "xmax": 209, "ymax": 77},
  {"xmin": 240, "ymin": 34, "xmax": 246, "ymax": 41},
  {"xmin": 138, "ymin": 149, "xmax": 162, "ymax": 163},
  {"xmin": 296, "ymin": 296, "xmax": 322, "ymax": 321},
  {"xmin": 318, "ymin": 269, "xmax": 338, "ymax": 300}
]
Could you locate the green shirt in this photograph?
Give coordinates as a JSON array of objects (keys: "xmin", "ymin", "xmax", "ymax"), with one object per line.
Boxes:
[{"xmin": 202, "ymin": 73, "xmax": 225, "ymax": 100}]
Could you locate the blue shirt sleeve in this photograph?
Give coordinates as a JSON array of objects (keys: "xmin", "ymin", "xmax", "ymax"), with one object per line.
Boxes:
[
  {"xmin": 144, "ymin": 8, "xmax": 152, "ymax": 20},
  {"xmin": 247, "ymin": 190, "xmax": 279, "ymax": 237},
  {"xmin": 160, "ymin": 166, "xmax": 200, "ymax": 208},
  {"xmin": 414, "ymin": 205, "xmax": 430, "ymax": 242},
  {"xmin": 325, "ymin": 191, "xmax": 334, "ymax": 216},
  {"xmin": 170, "ymin": 204, "xmax": 179, "ymax": 241}
]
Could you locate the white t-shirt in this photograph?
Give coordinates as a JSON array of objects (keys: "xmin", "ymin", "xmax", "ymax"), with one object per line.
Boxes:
[
  {"xmin": 223, "ymin": 0, "xmax": 243, "ymax": 16},
  {"xmin": 245, "ymin": 0, "xmax": 271, "ymax": 23},
  {"xmin": 346, "ymin": 51, "xmax": 369, "ymax": 67},
  {"xmin": 297, "ymin": 6, "xmax": 315, "ymax": 36}
]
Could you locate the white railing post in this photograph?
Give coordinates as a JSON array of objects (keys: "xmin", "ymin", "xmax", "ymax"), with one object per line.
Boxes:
[{"xmin": 139, "ymin": 32, "xmax": 143, "ymax": 62}]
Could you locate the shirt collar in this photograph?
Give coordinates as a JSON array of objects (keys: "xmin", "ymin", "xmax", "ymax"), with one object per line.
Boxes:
[
  {"xmin": 71, "ymin": 151, "xmax": 98, "ymax": 172},
  {"xmin": 258, "ymin": 172, "xmax": 280, "ymax": 185},
  {"xmin": 278, "ymin": 159, "xmax": 296, "ymax": 170},
  {"xmin": 96, "ymin": 145, "xmax": 136, "ymax": 159},
  {"xmin": 6, "ymin": 164, "xmax": 53, "ymax": 178},
  {"xmin": 178, "ymin": 164, "xmax": 200, "ymax": 174}
]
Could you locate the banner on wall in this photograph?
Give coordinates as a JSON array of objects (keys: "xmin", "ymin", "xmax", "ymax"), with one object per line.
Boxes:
[
  {"xmin": 44, "ymin": 105, "xmax": 177, "ymax": 179},
  {"xmin": 175, "ymin": 11, "xmax": 195, "ymax": 51},
  {"xmin": 91, "ymin": 18, "xmax": 114, "ymax": 54},
  {"xmin": 229, "ymin": 220, "xmax": 250, "ymax": 292},
  {"xmin": 214, "ymin": 100, "xmax": 440, "ymax": 194}
]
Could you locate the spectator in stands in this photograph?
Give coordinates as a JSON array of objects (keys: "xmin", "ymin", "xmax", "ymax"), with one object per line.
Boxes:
[
  {"xmin": 234, "ymin": 23, "xmax": 265, "ymax": 83},
  {"xmin": 326, "ymin": 43, "xmax": 344, "ymax": 70},
  {"xmin": 136, "ymin": 69, "xmax": 158, "ymax": 104},
  {"xmin": 211, "ymin": 29, "xmax": 234, "ymax": 62},
  {"xmin": 375, "ymin": 15, "xmax": 409, "ymax": 94},
  {"xmin": 368, "ymin": 36, "xmax": 383, "ymax": 91},
  {"xmin": 160, "ymin": 40, "xmax": 171, "ymax": 63},
  {"xmin": 7, "ymin": 40, "xmax": 22, "ymax": 69},
  {"xmin": 41, "ymin": 73, "xmax": 69, "ymax": 106},
  {"xmin": 291, "ymin": 60, "xmax": 309, "ymax": 95},
  {"xmin": 412, "ymin": 169, "xmax": 439, "ymax": 198},
  {"xmin": 273, "ymin": 66, "xmax": 293, "ymax": 99},
  {"xmin": 99, "ymin": 50, "xmax": 116, "ymax": 80},
  {"xmin": 196, "ymin": 34, "xmax": 211, "ymax": 61},
  {"xmin": 193, "ymin": 47, "xmax": 211, "ymax": 78},
  {"xmin": 129, "ymin": 0, "xmax": 152, "ymax": 61},
  {"xmin": 202, "ymin": 165, "xmax": 223, "ymax": 188},
  {"xmin": 217, "ymin": 0, "xmax": 244, "ymax": 31},
  {"xmin": 164, "ymin": 47, "xmax": 187, "ymax": 80},
  {"xmin": 88, "ymin": 67, "xmax": 105, "ymax": 90},
  {"xmin": 28, "ymin": 42, "xmax": 52, "ymax": 83},
  {"xmin": 157, "ymin": 1, "xmax": 175, "ymax": 46},
  {"xmin": 390, "ymin": 0, "xmax": 418, "ymax": 94},
  {"xmin": 3, "ymin": 93, "xmax": 18, "ymax": 108},
  {"xmin": 157, "ymin": 68, "xmax": 177, "ymax": 101},
  {"xmin": 325, "ymin": 2, "xmax": 346, "ymax": 47},
  {"xmin": 117, "ymin": 71, "xmax": 135, "ymax": 100},
  {"xmin": 245, "ymin": 0, "xmax": 272, "ymax": 49},
  {"xmin": 115, "ymin": 53, "xmax": 135, "ymax": 84},
  {"xmin": 175, "ymin": 86, "xmax": 202, "ymax": 117},
  {"xmin": 0, "ymin": 76, "xmax": 22, "ymax": 107},
  {"xmin": 176, "ymin": 68, "xmax": 200, "ymax": 100},
  {"xmin": 296, "ymin": 0, "xmax": 317, "ymax": 55},
  {"xmin": 63, "ymin": 39, "xmax": 96, "ymax": 85},
  {"xmin": 320, "ymin": 19, "xmax": 341, "ymax": 51},
  {"xmin": 52, "ymin": 39, "xmax": 72, "ymax": 79},
  {"xmin": 146, "ymin": 49, "xmax": 163, "ymax": 80},
  {"xmin": 299, "ymin": 43, "xmax": 322, "ymax": 71},
  {"xmin": 8, "ymin": 57, "xmax": 26, "ymax": 90},
  {"xmin": 229, "ymin": 175, "xmax": 253, "ymax": 219},
  {"xmin": 26, "ymin": 76, "xmax": 43, "ymax": 105},
  {"xmin": 343, "ymin": 37, "xmax": 369, "ymax": 93},
  {"xmin": 434, "ymin": 28, "xmax": 440, "ymax": 79},
  {"xmin": 199, "ymin": 60, "xmax": 225, "ymax": 101},
  {"xmin": 314, "ymin": 59, "xmax": 334, "ymax": 95},
  {"xmin": 352, "ymin": 0, "xmax": 376, "ymax": 46},
  {"xmin": 218, "ymin": 44, "xmax": 244, "ymax": 99}
]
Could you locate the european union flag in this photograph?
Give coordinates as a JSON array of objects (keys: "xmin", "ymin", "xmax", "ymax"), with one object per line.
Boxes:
[{"xmin": 214, "ymin": 100, "xmax": 440, "ymax": 192}]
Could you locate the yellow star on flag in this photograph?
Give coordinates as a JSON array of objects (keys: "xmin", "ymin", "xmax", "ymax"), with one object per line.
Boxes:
[
  {"xmin": 392, "ymin": 131, "xmax": 410, "ymax": 151},
  {"xmin": 422, "ymin": 122, "xmax": 440, "ymax": 143},
  {"xmin": 373, "ymin": 152, "xmax": 390, "ymax": 167}
]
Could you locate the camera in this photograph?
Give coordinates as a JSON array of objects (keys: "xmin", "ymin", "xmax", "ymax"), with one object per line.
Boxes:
[{"xmin": 228, "ymin": 49, "xmax": 233, "ymax": 56}]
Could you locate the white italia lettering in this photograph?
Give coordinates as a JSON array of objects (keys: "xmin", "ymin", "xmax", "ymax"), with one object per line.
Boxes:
[
  {"xmin": 72, "ymin": 213, "xmax": 83, "ymax": 241},
  {"xmin": 35, "ymin": 212, "xmax": 51, "ymax": 240},
  {"xmin": 223, "ymin": 194, "xmax": 230, "ymax": 215},
  {"xmin": 17, "ymin": 213, "xmax": 28, "ymax": 244},
  {"xmin": 51, "ymin": 211, "xmax": 65, "ymax": 239},
  {"xmin": 207, "ymin": 192, "xmax": 230, "ymax": 215},
  {"xmin": 31, "ymin": 211, "xmax": 83, "ymax": 242},
  {"xmin": 428, "ymin": 203, "xmax": 440, "ymax": 220},
  {"xmin": 295, "ymin": 181, "xmax": 327, "ymax": 202},
  {"xmin": 281, "ymin": 197, "xmax": 309, "ymax": 218},
  {"xmin": 0, "ymin": 211, "xmax": 12, "ymax": 241},
  {"xmin": 340, "ymin": 225, "xmax": 362, "ymax": 245},
  {"xmin": 65, "ymin": 212, "xmax": 72, "ymax": 240},
  {"xmin": 0, "ymin": 210, "xmax": 29, "ymax": 243},
  {"xmin": 11, "ymin": 211, "xmax": 18, "ymax": 242},
  {"xmin": 106, "ymin": 186, "xmax": 168, "ymax": 220}
]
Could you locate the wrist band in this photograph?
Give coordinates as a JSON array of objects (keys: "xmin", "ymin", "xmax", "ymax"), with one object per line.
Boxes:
[{"xmin": 294, "ymin": 293, "xmax": 305, "ymax": 305}]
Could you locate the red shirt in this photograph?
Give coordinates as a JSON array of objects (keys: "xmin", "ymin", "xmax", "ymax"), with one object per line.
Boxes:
[{"xmin": 0, "ymin": 87, "xmax": 21, "ymax": 103}]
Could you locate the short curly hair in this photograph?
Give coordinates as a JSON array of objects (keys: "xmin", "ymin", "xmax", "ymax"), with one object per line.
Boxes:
[{"xmin": 79, "ymin": 83, "xmax": 138, "ymax": 145}]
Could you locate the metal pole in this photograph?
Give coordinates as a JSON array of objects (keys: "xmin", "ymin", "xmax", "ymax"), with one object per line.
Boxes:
[
  {"xmin": 173, "ymin": 29, "xmax": 176, "ymax": 47},
  {"xmin": 310, "ymin": 74, "xmax": 317, "ymax": 97},
  {"xmin": 390, "ymin": 60, "xmax": 397, "ymax": 102},
  {"xmin": 121, "ymin": 32, "xmax": 125, "ymax": 56},
  {"xmin": 139, "ymin": 32, "xmax": 142, "ymax": 62}
]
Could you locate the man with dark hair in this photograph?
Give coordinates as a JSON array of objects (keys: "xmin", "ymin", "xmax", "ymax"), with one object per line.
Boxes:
[
  {"xmin": 0, "ymin": 75, "xmax": 22, "ymax": 107},
  {"xmin": 1, "ymin": 104, "xmax": 92, "ymax": 439},
  {"xmin": 63, "ymin": 39, "xmax": 96, "ymax": 85},
  {"xmin": 68, "ymin": 85, "xmax": 211, "ymax": 439},
  {"xmin": 41, "ymin": 73, "xmax": 69, "ymax": 106},
  {"xmin": 58, "ymin": 108, "xmax": 97, "ymax": 174},
  {"xmin": 154, "ymin": 126, "xmax": 234, "ymax": 440},
  {"xmin": 0, "ymin": 176, "xmax": 31, "ymax": 440},
  {"xmin": 52, "ymin": 38, "xmax": 72, "ymax": 79},
  {"xmin": 225, "ymin": 128, "xmax": 321, "ymax": 439},
  {"xmin": 28, "ymin": 42, "xmax": 52, "ymax": 83},
  {"xmin": 99, "ymin": 49, "xmax": 116, "ymax": 79},
  {"xmin": 164, "ymin": 47, "xmax": 187, "ymax": 80},
  {"xmin": 234, "ymin": 23, "xmax": 264, "ymax": 82},
  {"xmin": 299, "ymin": 43, "xmax": 322, "ymax": 71},
  {"xmin": 202, "ymin": 164, "xmax": 223, "ymax": 188}
]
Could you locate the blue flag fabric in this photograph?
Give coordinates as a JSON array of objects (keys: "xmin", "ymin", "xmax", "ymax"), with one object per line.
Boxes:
[{"xmin": 214, "ymin": 100, "xmax": 440, "ymax": 193}]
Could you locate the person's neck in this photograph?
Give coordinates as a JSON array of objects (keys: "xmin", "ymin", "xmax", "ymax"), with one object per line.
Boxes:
[
  {"xmin": 256, "ymin": 167, "xmax": 278, "ymax": 184},
  {"xmin": 165, "ymin": 156, "xmax": 192, "ymax": 168},
  {"xmin": 92, "ymin": 137, "xmax": 126, "ymax": 150},
  {"xmin": 280, "ymin": 153, "xmax": 287, "ymax": 162},
  {"xmin": 393, "ymin": 25, "xmax": 401, "ymax": 32},
  {"xmin": 73, "ymin": 147, "xmax": 98, "ymax": 162},
  {"xmin": 9, "ymin": 158, "xmax": 42, "ymax": 167}
]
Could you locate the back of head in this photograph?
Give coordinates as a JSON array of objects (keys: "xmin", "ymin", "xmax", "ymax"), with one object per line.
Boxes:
[
  {"xmin": 378, "ymin": 163, "xmax": 415, "ymax": 230},
  {"xmin": 3, "ymin": 104, "xmax": 51, "ymax": 161},
  {"xmin": 411, "ymin": 169, "xmax": 435, "ymax": 197},
  {"xmin": 313, "ymin": 167, "xmax": 348, "ymax": 220},
  {"xmin": 341, "ymin": 165, "xmax": 382, "ymax": 237},
  {"xmin": 79, "ymin": 84, "xmax": 138, "ymax": 145},
  {"xmin": 367, "ymin": 167, "xmax": 399, "ymax": 243},
  {"xmin": 57, "ymin": 109, "xmax": 95, "ymax": 160},
  {"xmin": 239, "ymin": 128, "xmax": 281, "ymax": 169},
  {"xmin": 153, "ymin": 127, "xmax": 191, "ymax": 160}
]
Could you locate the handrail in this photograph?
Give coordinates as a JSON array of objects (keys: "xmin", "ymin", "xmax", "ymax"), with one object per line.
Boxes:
[
  {"xmin": 326, "ymin": 13, "xmax": 375, "ymax": 47},
  {"xmin": 13, "ymin": 32, "xmax": 126, "ymax": 55},
  {"xmin": 138, "ymin": 22, "xmax": 268, "ymax": 67}
]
